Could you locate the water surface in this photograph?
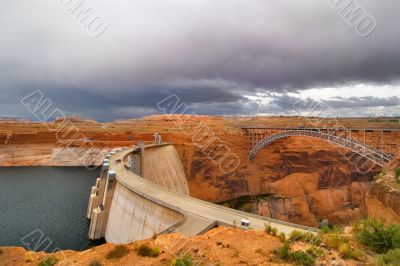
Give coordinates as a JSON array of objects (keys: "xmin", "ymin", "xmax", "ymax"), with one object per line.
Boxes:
[{"xmin": 0, "ymin": 167, "xmax": 101, "ymax": 251}]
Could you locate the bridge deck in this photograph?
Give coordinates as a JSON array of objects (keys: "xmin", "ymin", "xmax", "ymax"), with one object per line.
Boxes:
[
  {"xmin": 110, "ymin": 147, "xmax": 317, "ymax": 236},
  {"xmin": 241, "ymin": 126, "xmax": 400, "ymax": 131}
]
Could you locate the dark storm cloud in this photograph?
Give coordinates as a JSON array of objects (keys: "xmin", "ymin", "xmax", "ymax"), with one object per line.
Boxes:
[
  {"xmin": 323, "ymin": 96, "xmax": 400, "ymax": 108},
  {"xmin": 0, "ymin": 0, "xmax": 399, "ymax": 120}
]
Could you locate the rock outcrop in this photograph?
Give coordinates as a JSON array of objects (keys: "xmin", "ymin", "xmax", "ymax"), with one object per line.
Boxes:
[{"xmin": 366, "ymin": 157, "xmax": 400, "ymax": 224}]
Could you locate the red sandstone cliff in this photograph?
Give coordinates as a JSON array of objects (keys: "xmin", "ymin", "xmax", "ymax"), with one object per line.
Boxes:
[
  {"xmin": 0, "ymin": 115, "xmax": 398, "ymax": 227},
  {"xmin": 366, "ymin": 157, "xmax": 400, "ymax": 224}
]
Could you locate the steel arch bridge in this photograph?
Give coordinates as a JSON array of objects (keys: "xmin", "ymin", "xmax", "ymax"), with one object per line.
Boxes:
[{"xmin": 242, "ymin": 127, "xmax": 400, "ymax": 167}]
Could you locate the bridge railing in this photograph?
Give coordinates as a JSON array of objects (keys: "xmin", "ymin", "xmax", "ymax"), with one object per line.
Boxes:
[{"xmin": 249, "ymin": 130, "xmax": 393, "ymax": 166}]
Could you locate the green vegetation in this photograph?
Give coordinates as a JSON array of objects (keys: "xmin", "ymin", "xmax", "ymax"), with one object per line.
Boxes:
[
  {"xmin": 395, "ymin": 168, "xmax": 400, "ymax": 179},
  {"xmin": 264, "ymin": 223, "xmax": 279, "ymax": 236},
  {"xmin": 289, "ymin": 230, "xmax": 304, "ymax": 241},
  {"xmin": 306, "ymin": 246, "xmax": 325, "ymax": 258},
  {"xmin": 319, "ymin": 225, "xmax": 343, "ymax": 234},
  {"xmin": 88, "ymin": 259, "xmax": 103, "ymax": 266},
  {"xmin": 279, "ymin": 241, "xmax": 290, "ymax": 260},
  {"xmin": 136, "ymin": 244, "xmax": 161, "ymax": 257},
  {"xmin": 319, "ymin": 228, "xmax": 366, "ymax": 261},
  {"xmin": 278, "ymin": 232, "xmax": 286, "ymax": 242},
  {"xmin": 355, "ymin": 219, "xmax": 400, "ymax": 253},
  {"xmin": 171, "ymin": 254, "xmax": 193, "ymax": 266},
  {"xmin": 290, "ymin": 251, "xmax": 315, "ymax": 266},
  {"xmin": 323, "ymin": 233, "xmax": 349, "ymax": 249},
  {"xmin": 38, "ymin": 255, "xmax": 58, "ymax": 266},
  {"xmin": 375, "ymin": 248, "xmax": 400, "ymax": 266},
  {"xmin": 279, "ymin": 242, "xmax": 315, "ymax": 266},
  {"xmin": 289, "ymin": 230, "xmax": 321, "ymax": 245},
  {"xmin": 281, "ymin": 218, "xmax": 400, "ymax": 264},
  {"xmin": 106, "ymin": 245, "xmax": 129, "ymax": 260},
  {"xmin": 338, "ymin": 243, "xmax": 365, "ymax": 261},
  {"xmin": 265, "ymin": 223, "xmax": 272, "ymax": 234}
]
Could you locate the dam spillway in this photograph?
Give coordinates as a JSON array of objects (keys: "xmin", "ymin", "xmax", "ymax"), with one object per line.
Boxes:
[{"xmin": 86, "ymin": 142, "xmax": 317, "ymax": 244}]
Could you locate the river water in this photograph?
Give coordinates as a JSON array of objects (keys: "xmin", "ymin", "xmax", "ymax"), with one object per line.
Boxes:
[{"xmin": 0, "ymin": 167, "xmax": 102, "ymax": 251}]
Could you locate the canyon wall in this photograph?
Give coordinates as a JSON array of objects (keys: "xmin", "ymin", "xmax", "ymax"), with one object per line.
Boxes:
[
  {"xmin": 1, "ymin": 115, "xmax": 398, "ymax": 227},
  {"xmin": 174, "ymin": 131, "xmax": 380, "ymax": 227},
  {"xmin": 366, "ymin": 183, "xmax": 400, "ymax": 224},
  {"xmin": 366, "ymin": 157, "xmax": 400, "ymax": 224}
]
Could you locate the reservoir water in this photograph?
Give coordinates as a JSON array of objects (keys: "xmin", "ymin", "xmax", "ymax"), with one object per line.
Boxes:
[{"xmin": 0, "ymin": 167, "xmax": 101, "ymax": 251}]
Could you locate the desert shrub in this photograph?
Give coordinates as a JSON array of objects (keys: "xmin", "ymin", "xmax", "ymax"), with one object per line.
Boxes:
[
  {"xmin": 338, "ymin": 243, "xmax": 365, "ymax": 261},
  {"xmin": 290, "ymin": 230, "xmax": 304, "ymax": 241},
  {"xmin": 323, "ymin": 233, "xmax": 349, "ymax": 249},
  {"xmin": 279, "ymin": 232, "xmax": 286, "ymax": 242},
  {"xmin": 320, "ymin": 225, "xmax": 343, "ymax": 234},
  {"xmin": 88, "ymin": 259, "xmax": 102, "ymax": 266},
  {"xmin": 311, "ymin": 235, "xmax": 322, "ymax": 246},
  {"xmin": 279, "ymin": 242, "xmax": 315, "ymax": 266},
  {"xmin": 271, "ymin": 227, "xmax": 278, "ymax": 235},
  {"xmin": 279, "ymin": 241, "xmax": 290, "ymax": 260},
  {"xmin": 38, "ymin": 255, "xmax": 58, "ymax": 266},
  {"xmin": 0, "ymin": 248, "xmax": 3, "ymax": 255},
  {"xmin": 289, "ymin": 251, "xmax": 315, "ymax": 266},
  {"xmin": 289, "ymin": 230, "xmax": 320, "ymax": 245},
  {"xmin": 375, "ymin": 249, "xmax": 400, "ymax": 266},
  {"xmin": 137, "ymin": 244, "xmax": 161, "ymax": 257},
  {"xmin": 301, "ymin": 232, "xmax": 315, "ymax": 242},
  {"xmin": 106, "ymin": 245, "xmax": 129, "ymax": 260},
  {"xmin": 265, "ymin": 224, "xmax": 272, "ymax": 234},
  {"xmin": 306, "ymin": 246, "xmax": 325, "ymax": 258},
  {"xmin": 356, "ymin": 218, "xmax": 400, "ymax": 253},
  {"xmin": 172, "ymin": 254, "xmax": 193, "ymax": 266},
  {"xmin": 395, "ymin": 168, "xmax": 400, "ymax": 179},
  {"xmin": 152, "ymin": 232, "xmax": 158, "ymax": 240}
]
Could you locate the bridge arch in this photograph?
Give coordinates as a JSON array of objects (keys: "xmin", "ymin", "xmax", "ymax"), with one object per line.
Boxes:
[{"xmin": 248, "ymin": 130, "xmax": 393, "ymax": 166}]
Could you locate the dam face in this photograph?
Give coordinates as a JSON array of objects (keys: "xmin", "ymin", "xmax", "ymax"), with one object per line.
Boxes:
[
  {"xmin": 143, "ymin": 144, "xmax": 189, "ymax": 195},
  {"xmin": 105, "ymin": 182, "xmax": 184, "ymax": 243},
  {"xmin": 86, "ymin": 143, "xmax": 190, "ymax": 243}
]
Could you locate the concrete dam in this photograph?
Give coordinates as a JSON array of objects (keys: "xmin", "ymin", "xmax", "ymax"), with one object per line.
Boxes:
[{"xmin": 86, "ymin": 141, "xmax": 316, "ymax": 244}]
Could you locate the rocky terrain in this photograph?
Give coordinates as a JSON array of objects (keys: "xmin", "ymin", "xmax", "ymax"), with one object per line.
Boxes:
[
  {"xmin": 0, "ymin": 226, "xmax": 379, "ymax": 266},
  {"xmin": 0, "ymin": 115, "xmax": 399, "ymax": 227}
]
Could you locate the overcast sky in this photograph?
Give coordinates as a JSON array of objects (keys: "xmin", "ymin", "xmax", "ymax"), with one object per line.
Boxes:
[{"xmin": 1, "ymin": 0, "xmax": 399, "ymax": 121}]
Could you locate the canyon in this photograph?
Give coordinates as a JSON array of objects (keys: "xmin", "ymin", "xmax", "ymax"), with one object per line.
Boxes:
[{"xmin": 0, "ymin": 115, "xmax": 399, "ymax": 227}]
